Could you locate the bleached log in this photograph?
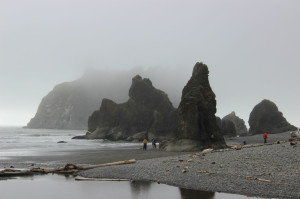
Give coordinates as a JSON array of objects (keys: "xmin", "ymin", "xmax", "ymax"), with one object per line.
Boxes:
[
  {"xmin": 75, "ymin": 177, "xmax": 130, "ymax": 181},
  {"xmin": 257, "ymin": 178, "xmax": 272, "ymax": 183},
  {"xmin": 246, "ymin": 176, "xmax": 272, "ymax": 183},
  {"xmin": 81, "ymin": 159, "xmax": 136, "ymax": 170}
]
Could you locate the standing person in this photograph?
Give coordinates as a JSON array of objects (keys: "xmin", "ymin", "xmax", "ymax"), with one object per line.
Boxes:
[
  {"xmin": 263, "ymin": 132, "xmax": 268, "ymax": 143},
  {"xmin": 152, "ymin": 138, "xmax": 157, "ymax": 149},
  {"xmin": 143, "ymin": 138, "xmax": 148, "ymax": 150}
]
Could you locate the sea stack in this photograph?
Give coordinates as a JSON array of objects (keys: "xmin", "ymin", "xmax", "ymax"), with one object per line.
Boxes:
[
  {"xmin": 161, "ymin": 62, "xmax": 226, "ymax": 151},
  {"xmin": 222, "ymin": 112, "xmax": 248, "ymax": 137},
  {"xmin": 76, "ymin": 75, "xmax": 177, "ymax": 141},
  {"xmin": 248, "ymin": 99, "xmax": 296, "ymax": 135},
  {"xmin": 26, "ymin": 70, "xmax": 130, "ymax": 130}
]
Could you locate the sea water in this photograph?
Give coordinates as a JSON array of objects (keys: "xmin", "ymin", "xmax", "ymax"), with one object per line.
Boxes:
[{"xmin": 0, "ymin": 126, "xmax": 140, "ymax": 158}]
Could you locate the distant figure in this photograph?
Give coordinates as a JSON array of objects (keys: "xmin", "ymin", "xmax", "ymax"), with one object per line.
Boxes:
[
  {"xmin": 263, "ymin": 132, "xmax": 268, "ymax": 143},
  {"xmin": 152, "ymin": 138, "xmax": 157, "ymax": 149},
  {"xmin": 143, "ymin": 139, "xmax": 148, "ymax": 150},
  {"xmin": 243, "ymin": 141, "xmax": 247, "ymax": 145}
]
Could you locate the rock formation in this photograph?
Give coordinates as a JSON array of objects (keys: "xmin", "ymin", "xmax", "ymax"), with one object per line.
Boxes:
[
  {"xmin": 161, "ymin": 62, "xmax": 226, "ymax": 151},
  {"xmin": 26, "ymin": 81, "xmax": 100, "ymax": 129},
  {"xmin": 222, "ymin": 111, "xmax": 248, "ymax": 136},
  {"xmin": 215, "ymin": 116, "xmax": 222, "ymax": 130},
  {"xmin": 26, "ymin": 69, "xmax": 130, "ymax": 130},
  {"xmin": 76, "ymin": 75, "xmax": 177, "ymax": 141},
  {"xmin": 221, "ymin": 119, "xmax": 237, "ymax": 137},
  {"xmin": 248, "ymin": 99, "xmax": 296, "ymax": 135}
]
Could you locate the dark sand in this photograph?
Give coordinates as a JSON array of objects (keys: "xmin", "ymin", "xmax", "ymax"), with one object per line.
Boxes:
[{"xmin": 0, "ymin": 147, "xmax": 190, "ymax": 169}]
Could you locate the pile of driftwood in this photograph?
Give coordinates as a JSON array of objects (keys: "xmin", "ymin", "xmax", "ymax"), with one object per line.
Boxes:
[{"xmin": 0, "ymin": 159, "xmax": 136, "ymax": 177}]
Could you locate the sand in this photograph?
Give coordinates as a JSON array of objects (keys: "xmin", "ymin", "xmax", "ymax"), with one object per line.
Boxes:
[{"xmin": 0, "ymin": 147, "xmax": 190, "ymax": 169}]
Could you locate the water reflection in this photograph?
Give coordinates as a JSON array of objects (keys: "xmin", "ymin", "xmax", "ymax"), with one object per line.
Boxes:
[
  {"xmin": 130, "ymin": 181, "xmax": 153, "ymax": 199},
  {"xmin": 130, "ymin": 180, "xmax": 152, "ymax": 194},
  {"xmin": 0, "ymin": 175, "xmax": 262, "ymax": 199},
  {"xmin": 180, "ymin": 188, "xmax": 215, "ymax": 199},
  {"xmin": 130, "ymin": 181, "xmax": 216, "ymax": 199}
]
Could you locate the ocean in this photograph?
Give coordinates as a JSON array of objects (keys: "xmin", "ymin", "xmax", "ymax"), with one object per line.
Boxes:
[{"xmin": 0, "ymin": 126, "xmax": 140, "ymax": 159}]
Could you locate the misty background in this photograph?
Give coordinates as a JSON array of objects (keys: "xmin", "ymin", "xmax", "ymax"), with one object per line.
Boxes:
[{"xmin": 0, "ymin": 0, "xmax": 299, "ymax": 127}]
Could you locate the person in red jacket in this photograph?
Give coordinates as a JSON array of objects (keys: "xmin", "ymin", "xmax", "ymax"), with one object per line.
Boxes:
[{"xmin": 263, "ymin": 132, "xmax": 268, "ymax": 143}]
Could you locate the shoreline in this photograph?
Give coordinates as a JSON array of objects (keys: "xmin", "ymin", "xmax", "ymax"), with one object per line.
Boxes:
[
  {"xmin": 1, "ymin": 131, "xmax": 299, "ymax": 198},
  {"xmin": 0, "ymin": 147, "xmax": 190, "ymax": 169}
]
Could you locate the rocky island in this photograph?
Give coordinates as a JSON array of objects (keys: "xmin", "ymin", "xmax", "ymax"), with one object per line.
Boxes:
[
  {"xmin": 74, "ymin": 75, "xmax": 177, "ymax": 141},
  {"xmin": 248, "ymin": 99, "xmax": 296, "ymax": 135},
  {"xmin": 26, "ymin": 70, "xmax": 134, "ymax": 130}
]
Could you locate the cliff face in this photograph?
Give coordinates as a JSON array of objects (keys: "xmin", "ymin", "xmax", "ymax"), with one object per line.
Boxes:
[
  {"xmin": 85, "ymin": 75, "xmax": 177, "ymax": 141},
  {"xmin": 248, "ymin": 99, "xmax": 296, "ymax": 135},
  {"xmin": 27, "ymin": 82, "xmax": 99, "ymax": 129},
  {"xmin": 162, "ymin": 62, "xmax": 226, "ymax": 151},
  {"xmin": 222, "ymin": 111, "xmax": 248, "ymax": 137},
  {"xmin": 26, "ymin": 70, "xmax": 130, "ymax": 130}
]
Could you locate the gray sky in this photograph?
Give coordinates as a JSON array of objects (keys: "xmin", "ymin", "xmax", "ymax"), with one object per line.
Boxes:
[{"xmin": 0, "ymin": 0, "xmax": 299, "ymax": 127}]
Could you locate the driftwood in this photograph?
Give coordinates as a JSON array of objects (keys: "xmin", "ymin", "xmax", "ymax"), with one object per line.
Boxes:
[
  {"xmin": 75, "ymin": 177, "xmax": 130, "ymax": 181},
  {"xmin": 0, "ymin": 169, "xmax": 35, "ymax": 177},
  {"xmin": 256, "ymin": 178, "xmax": 272, "ymax": 183},
  {"xmin": 246, "ymin": 176, "xmax": 272, "ymax": 183},
  {"xmin": 0, "ymin": 159, "xmax": 136, "ymax": 177}
]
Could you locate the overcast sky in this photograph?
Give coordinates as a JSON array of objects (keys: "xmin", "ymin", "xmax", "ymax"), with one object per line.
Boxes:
[{"xmin": 0, "ymin": 0, "xmax": 299, "ymax": 127}]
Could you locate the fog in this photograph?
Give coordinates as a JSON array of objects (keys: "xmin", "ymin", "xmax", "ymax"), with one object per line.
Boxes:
[{"xmin": 0, "ymin": 0, "xmax": 299, "ymax": 127}]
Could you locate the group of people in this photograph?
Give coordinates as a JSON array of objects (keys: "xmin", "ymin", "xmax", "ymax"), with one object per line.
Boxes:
[
  {"xmin": 142, "ymin": 138, "xmax": 156, "ymax": 150},
  {"xmin": 142, "ymin": 133, "xmax": 269, "ymax": 151}
]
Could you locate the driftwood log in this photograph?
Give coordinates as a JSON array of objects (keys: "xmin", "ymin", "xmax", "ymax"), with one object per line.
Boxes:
[
  {"xmin": 75, "ymin": 177, "xmax": 130, "ymax": 181},
  {"xmin": 246, "ymin": 176, "xmax": 272, "ymax": 183},
  {"xmin": 0, "ymin": 159, "xmax": 136, "ymax": 177}
]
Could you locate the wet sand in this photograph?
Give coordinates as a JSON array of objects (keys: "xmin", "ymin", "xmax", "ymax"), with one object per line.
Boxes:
[{"xmin": 0, "ymin": 147, "xmax": 190, "ymax": 169}]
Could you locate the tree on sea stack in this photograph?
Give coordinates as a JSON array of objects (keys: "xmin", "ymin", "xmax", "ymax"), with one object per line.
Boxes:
[{"xmin": 161, "ymin": 62, "xmax": 226, "ymax": 151}]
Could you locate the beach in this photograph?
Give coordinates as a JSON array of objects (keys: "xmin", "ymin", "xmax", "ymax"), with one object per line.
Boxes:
[
  {"xmin": 1, "ymin": 131, "xmax": 299, "ymax": 199},
  {"xmin": 78, "ymin": 134, "xmax": 300, "ymax": 199}
]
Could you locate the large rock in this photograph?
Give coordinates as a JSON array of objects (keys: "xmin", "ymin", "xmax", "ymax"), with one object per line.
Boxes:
[
  {"xmin": 215, "ymin": 116, "xmax": 222, "ymax": 130},
  {"xmin": 80, "ymin": 75, "xmax": 177, "ymax": 141},
  {"xmin": 221, "ymin": 119, "xmax": 237, "ymax": 137},
  {"xmin": 222, "ymin": 111, "xmax": 248, "ymax": 136},
  {"xmin": 26, "ymin": 70, "xmax": 132, "ymax": 130},
  {"xmin": 26, "ymin": 81, "xmax": 101, "ymax": 130},
  {"xmin": 248, "ymin": 99, "xmax": 297, "ymax": 135},
  {"xmin": 161, "ymin": 62, "xmax": 226, "ymax": 151}
]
